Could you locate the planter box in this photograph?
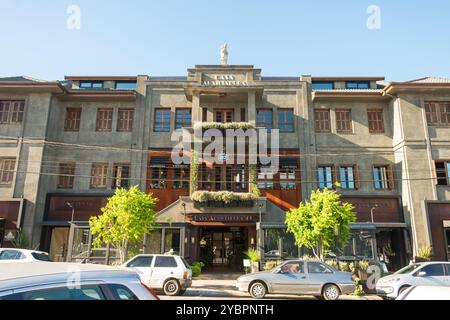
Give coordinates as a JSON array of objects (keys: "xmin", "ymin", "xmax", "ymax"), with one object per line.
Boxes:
[{"xmin": 194, "ymin": 200, "xmax": 254, "ymax": 208}]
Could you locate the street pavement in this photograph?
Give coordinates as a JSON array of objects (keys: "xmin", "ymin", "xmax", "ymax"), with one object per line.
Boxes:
[{"xmin": 158, "ymin": 279, "xmax": 382, "ymax": 300}]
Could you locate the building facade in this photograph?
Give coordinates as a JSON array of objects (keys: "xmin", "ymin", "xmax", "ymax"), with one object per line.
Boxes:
[{"xmin": 0, "ymin": 66, "xmax": 449, "ymax": 271}]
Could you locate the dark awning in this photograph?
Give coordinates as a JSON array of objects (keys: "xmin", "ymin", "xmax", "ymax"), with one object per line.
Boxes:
[
  {"xmin": 280, "ymin": 157, "xmax": 298, "ymax": 168},
  {"xmin": 149, "ymin": 157, "xmax": 171, "ymax": 167}
]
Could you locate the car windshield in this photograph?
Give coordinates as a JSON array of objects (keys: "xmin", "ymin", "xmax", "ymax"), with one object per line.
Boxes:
[
  {"xmin": 31, "ymin": 252, "xmax": 52, "ymax": 262},
  {"xmin": 395, "ymin": 264, "xmax": 421, "ymax": 275}
]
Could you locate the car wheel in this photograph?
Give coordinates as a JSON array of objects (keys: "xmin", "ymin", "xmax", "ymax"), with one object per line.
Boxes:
[
  {"xmin": 398, "ymin": 285, "xmax": 410, "ymax": 296},
  {"xmin": 163, "ymin": 279, "xmax": 181, "ymax": 296},
  {"xmin": 322, "ymin": 284, "xmax": 340, "ymax": 300},
  {"xmin": 249, "ymin": 282, "xmax": 267, "ymax": 299}
]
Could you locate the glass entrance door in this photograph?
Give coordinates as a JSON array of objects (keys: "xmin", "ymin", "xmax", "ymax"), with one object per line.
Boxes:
[{"xmin": 445, "ymin": 228, "xmax": 450, "ymax": 261}]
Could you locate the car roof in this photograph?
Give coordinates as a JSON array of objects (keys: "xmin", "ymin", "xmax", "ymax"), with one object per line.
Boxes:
[
  {"xmin": 0, "ymin": 248, "xmax": 48, "ymax": 254},
  {"xmin": 0, "ymin": 262, "xmax": 138, "ymax": 292},
  {"xmin": 133, "ymin": 254, "xmax": 180, "ymax": 257}
]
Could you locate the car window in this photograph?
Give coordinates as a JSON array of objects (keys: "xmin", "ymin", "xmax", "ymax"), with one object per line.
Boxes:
[
  {"xmin": 308, "ymin": 262, "xmax": 333, "ymax": 274},
  {"xmin": 127, "ymin": 256, "xmax": 153, "ymax": 268},
  {"xmin": 0, "ymin": 250, "xmax": 23, "ymax": 260},
  {"xmin": 180, "ymin": 257, "xmax": 191, "ymax": 269},
  {"xmin": 2, "ymin": 285, "xmax": 106, "ymax": 300},
  {"xmin": 280, "ymin": 262, "xmax": 304, "ymax": 274},
  {"xmin": 445, "ymin": 264, "xmax": 450, "ymax": 276},
  {"xmin": 31, "ymin": 252, "xmax": 51, "ymax": 262},
  {"xmin": 419, "ymin": 264, "xmax": 445, "ymax": 277},
  {"xmin": 154, "ymin": 256, "xmax": 177, "ymax": 268},
  {"xmin": 395, "ymin": 263, "xmax": 421, "ymax": 274},
  {"xmin": 108, "ymin": 284, "xmax": 138, "ymax": 300}
]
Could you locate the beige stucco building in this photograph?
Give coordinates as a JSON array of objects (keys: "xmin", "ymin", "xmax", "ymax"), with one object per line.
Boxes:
[{"xmin": 0, "ymin": 65, "xmax": 449, "ymax": 271}]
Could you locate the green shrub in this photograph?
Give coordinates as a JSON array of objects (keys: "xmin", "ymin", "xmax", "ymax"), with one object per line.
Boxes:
[
  {"xmin": 338, "ymin": 261, "xmax": 349, "ymax": 272},
  {"xmin": 191, "ymin": 261, "xmax": 205, "ymax": 277},
  {"xmin": 352, "ymin": 277, "xmax": 364, "ymax": 296},
  {"xmin": 417, "ymin": 246, "xmax": 432, "ymax": 261},
  {"xmin": 245, "ymin": 248, "xmax": 261, "ymax": 263}
]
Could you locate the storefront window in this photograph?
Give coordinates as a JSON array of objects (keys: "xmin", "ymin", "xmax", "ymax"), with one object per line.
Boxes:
[
  {"xmin": 264, "ymin": 228, "xmax": 298, "ymax": 259},
  {"xmin": 145, "ymin": 229, "xmax": 162, "ymax": 254},
  {"xmin": 164, "ymin": 229, "xmax": 181, "ymax": 255},
  {"xmin": 338, "ymin": 229, "xmax": 375, "ymax": 260}
]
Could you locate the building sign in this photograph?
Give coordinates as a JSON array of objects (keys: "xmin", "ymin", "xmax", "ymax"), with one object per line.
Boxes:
[
  {"xmin": 46, "ymin": 195, "xmax": 109, "ymax": 221},
  {"xmin": 191, "ymin": 214, "xmax": 258, "ymax": 223},
  {"xmin": 202, "ymin": 75, "xmax": 248, "ymax": 86},
  {"xmin": 342, "ymin": 197, "xmax": 402, "ymax": 223}
]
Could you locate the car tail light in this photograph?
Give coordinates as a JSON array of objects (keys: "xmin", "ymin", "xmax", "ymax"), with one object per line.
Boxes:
[
  {"xmin": 183, "ymin": 271, "xmax": 188, "ymax": 280},
  {"xmin": 140, "ymin": 282, "xmax": 160, "ymax": 300}
]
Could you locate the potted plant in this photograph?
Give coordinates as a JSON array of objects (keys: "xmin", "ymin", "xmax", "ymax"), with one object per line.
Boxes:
[
  {"xmin": 245, "ymin": 248, "xmax": 261, "ymax": 273},
  {"xmin": 415, "ymin": 246, "xmax": 432, "ymax": 262}
]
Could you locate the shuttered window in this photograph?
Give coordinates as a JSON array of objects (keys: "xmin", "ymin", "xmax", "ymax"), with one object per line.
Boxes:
[
  {"xmin": 96, "ymin": 108, "xmax": 113, "ymax": 132},
  {"xmin": 64, "ymin": 108, "xmax": 82, "ymax": 131},
  {"xmin": 425, "ymin": 102, "xmax": 450, "ymax": 125},
  {"xmin": 58, "ymin": 163, "xmax": 75, "ymax": 189},
  {"xmin": 0, "ymin": 101, "xmax": 25, "ymax": 124},
  {"xmin": 335, "ymin": 109, "xmax": 352, "ymax": 133},
  {"xmin": 90, "ymin": 163, "xmax": 108, "ymax": 189},
  {"xmin": 373, "ymin": 165, "xmax": 394, "ymax": 190},
  {"xmin": 314, "ymin": 109, "xmax": 331, "ymax": 132},
  {"xmin": 117, "ymin": 108, "xmax": 134, "ymax": 132},
  {"xmin": 367, "ymin": 109, "xmax": 384, "ymax": 133},
  {"xmin": 0, "ymin": 158, "xmax": 16, "ymax": 186}
]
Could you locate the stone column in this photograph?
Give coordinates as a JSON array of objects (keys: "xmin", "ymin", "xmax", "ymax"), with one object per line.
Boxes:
[
  {"xmin": 192, "ymin": 91, "xmax": 201, "ymax": 123},
  {"xmin": 247, "ymin": 91, "xmax": 256, "ymax": 126}
]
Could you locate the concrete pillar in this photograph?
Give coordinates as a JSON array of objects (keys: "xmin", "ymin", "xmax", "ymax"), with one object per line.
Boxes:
[
  {"xmin": 192, "ymin": 92, "xmax": 201, "ymax": 123},
  {"xmin": 247, "ymin": 91, "xmax": 256, "ymax": 126}
]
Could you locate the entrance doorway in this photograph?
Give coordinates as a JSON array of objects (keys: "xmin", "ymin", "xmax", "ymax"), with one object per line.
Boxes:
[{"xmin": 199, "ymin": 227, "xmax": 247, "ymax": 272}]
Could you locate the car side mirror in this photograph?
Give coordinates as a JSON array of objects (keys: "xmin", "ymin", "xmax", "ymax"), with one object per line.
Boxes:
[
  {"xmin": 417, "ymin": 271, "xmax": 427, "ymax": 277},
  {"xmin": 275, "ymin": 267, "xmax": 283, "ymax": 274}
]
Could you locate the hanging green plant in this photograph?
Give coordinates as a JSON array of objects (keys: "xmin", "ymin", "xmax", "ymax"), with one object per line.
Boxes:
[
  {"xmin": 248, "ymin": 164, "xmax": 260, "ymax": 197},
  {"xmin": 190, "ymin": 150, "xmax": 199, "ymax": 193},
  {"xmin": 194, "ymin": 122, "xmax": 255, "ymax": 130}
]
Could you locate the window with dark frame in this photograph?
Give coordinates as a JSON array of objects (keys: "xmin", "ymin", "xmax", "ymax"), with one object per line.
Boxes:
[
  {"xmin": 58, "ymin": 163, "xmax": 75, "ymax": 189},
  {"xmin": 314, "ymin": 109, "xmax": 331, "ymax": 132},
  {"xmin": 318, "ymin": 165, "xmax": 335, "ymax": 189},
  {"xmin": 339, "ymin": 165, "xmax": 358, "ymax": 190},
  {"xmin": 150, "ymin": 167, "xmax": 168, "ymax": 189},
  {"xmin": 0, "ymin": 101, "xmax": 25, "ymax": 124},
  {"xmin": 0, "ymin": 158, "xmax": 16, "ymax": 186},
  {"xmin": 367, "ymin": 108, "xmax": 385, "ymax": 133},
  {"xmin": 335, "ymin": 109, "xmax": 353, "ymax": 133},
  {"xmin": 256, "ymin": 109, "xmax": 273, "ymax": 130},
  {"xmin": 112, "ymin": 164, "xmax": 130, "ymax": 189},
  {"xmin": 425, "ymin": 102, "xmax": 450, "ymax": 126},
  {"xmin": 154, "ymin": 109, "xmax": 171, "ymax": 132},
  {"xmin": 117, "ymin": 108, "xmax": 134, "ymax": 132},
  {"xmin": 346, "ymin": 81, "xmax": 370, "ymax": 89},
  {"xmin": 278, "ymin": 109, "xmax": 294, "ymax": 132},
  {"xmin": 280, "ymin": 160, "xmax": 297, "ymax": 190},
  {"xmin": 435, "ymin": 161, "xmax": 450, "ymax": 186},
  {"xmin": 64, "ymin": 107, "xmax": 82, "ymax": 132},
  {"xmin": 257, "ymin": 166, "xmax": 274, "ymax": 190},
  {"xmin": 214, "ymin": 109, "xmax": 234, "ymax": 123},
  {"xmin": 373, "ymin": 165, "xmax": 394, "ymax": 190},
  {"xmin": 173, "ymin": 165, "xmax": 189, "ymax": 189},
  {"xmin": 79, "ymin": 81, "xmax": 103, "ymax": 89},
  {"xmin": 96, "ymin": 108, "xmax": 113, "ymax": 132},
  {"xmin": 115, "ymin": 81, "xmax": 136, "ymax": 90},
  {"xmin": 175, "ymin": 109, "xmax": 192, "ymax": 129},
  {"xmin": 311, "ymin": 82, "xmax": 334, "ymax": 90},
  {"xmin": 90, "ymin": 163, "xmax": 108, "ymax": 189}
]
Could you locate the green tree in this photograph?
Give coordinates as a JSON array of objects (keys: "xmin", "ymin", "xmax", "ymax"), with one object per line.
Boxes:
[
  {"xmin": 285, "ymin": 188, "xmax": 356, "ymax": 260},
  {"xmin": 89, "ymin": 186, "xmax": 159, "ymax": 263}
]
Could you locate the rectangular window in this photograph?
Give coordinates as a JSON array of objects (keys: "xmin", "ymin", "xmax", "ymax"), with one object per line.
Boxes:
[
  {"xmin": 278, "ymin": 109, "xmax": 294, "ymax": 133},
  {"xmin": 96, "ymin": 108, "xmax": 113, "ymax": 132},
  {"xmin": 435, "ymin": 161, "xmax": 450, "ymax": 186},
  {"xmin": 314, "ymin": 109, "xmax": 331, "ymax": 132},
  {"xmin": 257, "ymin": 167, "xmax": 274, "ymax": 190},
  {"xmin": 214, "ymin": 109, "xmax": 234, "ymax": 123},
  {"xmin": 373, "ymin": 165, "xmax": 393, "ymax": 190},
  {"xmin": 173, "ymin": 165, "xmax": 189, "ymax": 189},
  {"xmin": 425, "ymin": 102, "xmax": 450, "ymax": 126},
  {"xmin": 90, "ymin": 163, "xmax": 108, "ymax": 189},
  {"xmin": 0, "ymin": 101, "xmax": 25, "ymax": 124},
  {"xmin": 175, "ymin": 109, "xmax": 192, "ymax": 129},
  {"xmin": 154, "ymin": 109, "xmax": 171, "ymax": 132},
  {"xmin": 280, "ymin": 162, "xmax": 297, "ymax": 190},
  {"xmin": 367, "ymin": 108, "xmax": 385, "ymax": 133},
  {"xmin": 58, "ymin": 163, "xmax": 75, "ymax": 189},
  {"xmin": 335, "ymin": 109, "xmax": 353, "ymax": 133},
  {"xmin": 79, "ymin": 81, "xmax": 103, "ymax": 89},
  {"xmin": 115, "ymin": 81, "xmax": 136, "ymax": 90},
  {"xmin": 339, "ymin": 165, "xmax": 357, "ymax": 190},
  {"xmin": 346, "ymin": 81, "xmax": 370, "ymax": 89},
  {"xmin": 150, "ymin": 166, "xmax": 168, "ymax": 189},
  {"xmin": 318, "ymin": 165, "xmax": 334, "ymax": 189},
  {"xmin": 64, "ymin": 108, "xmax": 82, "ymax": 132},
  {"xmin": 256, "ymin": 109, "xmax": 273, "ymax": 130},
  {"xmin": 0, "ymin": 158, "xmax": 16, "ymax": 186},
  {"xmin": 112, "ymin": 164, "xmax": 130, "ymax": 189},
  {"xmin": 117, "ymin": 108, "xmax": 134, "ymax": 132},
  {"xmin": 311, "ymin": 82, "xmax": 334, "ymax": 90}
]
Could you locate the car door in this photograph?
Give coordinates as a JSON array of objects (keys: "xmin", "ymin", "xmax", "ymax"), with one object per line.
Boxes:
[
  {"xmin": 412, "ymin": 263, "xmax": 447, "ymax": 286},
  {"xmin": 270, "ymin": 261, "xmax": 309, "ymax": 294},
  {"xmin": 306, "ymin": 261, "xmax": 335, "ymax": 295},
  {"xmin": 125, "ymin": 256, "xmax": 153, "ymax": 284},
  {"xmin": 149, "ymin": 256, "xmax": 178, "ymax": 288}
]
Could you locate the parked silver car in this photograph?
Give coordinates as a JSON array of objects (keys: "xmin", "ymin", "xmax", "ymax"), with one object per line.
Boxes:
[
  {"xmin": 376, "ymin": 261, "xmax": 450, "ymax": 299},
  {"xmin": 0, "ymin": 262, "xmax": 159, "ymax": 300},
  {"xmin": 236, "ymin": 260, "xmax": 355, "ymax": 300}
]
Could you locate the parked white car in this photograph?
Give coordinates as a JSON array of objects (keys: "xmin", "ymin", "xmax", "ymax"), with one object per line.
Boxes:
[
  {"xmin": 376, "ymin": 261, "xmax": 450, "ymax": 299},
  {"xmin": 396, "ymin": 286, "xmax": 450, "ymax": 300},
  {"xmin": 0, "ymin": 248, "xmax": 51, "ymax": 262},
  {"xmin": 122, "ymin": 254, "xmax": 192, "ymax": 296},
  {"xmin": 0, "ymin": 262, "xmax": 159, "ymax": 300}
]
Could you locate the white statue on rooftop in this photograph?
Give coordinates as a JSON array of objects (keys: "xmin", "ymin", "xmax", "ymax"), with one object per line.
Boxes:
[{"xmin": 220, "ymin": 44, "xmax": 228, "ymax": 65}]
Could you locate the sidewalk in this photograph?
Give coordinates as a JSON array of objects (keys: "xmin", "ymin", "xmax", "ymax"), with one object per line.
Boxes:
[{"xmin": 181, "ymin": 279, "xmax": 382, "ymax": 300}]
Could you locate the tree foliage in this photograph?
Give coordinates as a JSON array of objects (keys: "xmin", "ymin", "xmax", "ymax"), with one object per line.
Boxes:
[
  {"xmin": 285, "ymin": 188, "xmax": 356, "ymax": 260},
  {"xmin": 89, "ymin": 186, "xmax": 159, "ymax": 263}
]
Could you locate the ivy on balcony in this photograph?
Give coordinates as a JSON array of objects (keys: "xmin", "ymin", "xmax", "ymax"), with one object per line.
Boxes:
[
  {"xmin": 191, "ymin": 191, "xmax": 257, "ymax": 207},
  {"xmin": 193, "ymin": 122, "xmax": 254, "ymax": 130}
]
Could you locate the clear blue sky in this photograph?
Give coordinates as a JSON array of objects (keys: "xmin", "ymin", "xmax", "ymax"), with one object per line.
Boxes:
[{"xmin": 1, "ymin": 0, "xmax": 449, "ymax": 81}]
